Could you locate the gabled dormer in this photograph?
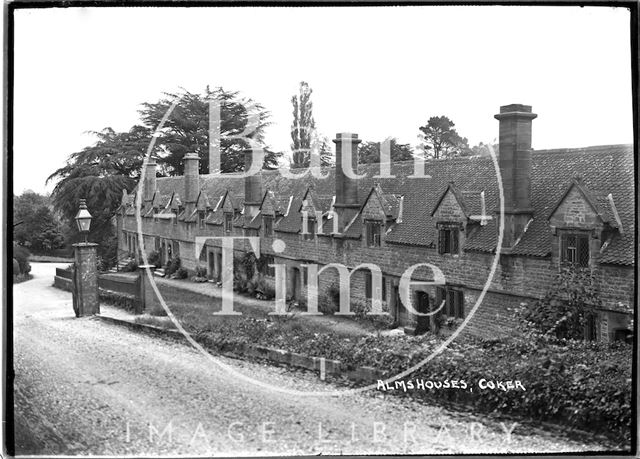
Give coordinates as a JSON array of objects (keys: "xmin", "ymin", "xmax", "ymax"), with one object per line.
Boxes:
[
  {"xmin": 548, "ymin": 177, "xmax": 623, "ymax": 268},
  {"xmin": 194, "ymin": 189, "xmax": 212, "ymax": 228},
  {"xmin": 430, "ymin": 182, "xmax": 486, "ymax": 255},
  {"xmin": 258, "ymin": 190, "xmax": 282, "ymax": 237},
  {"xmin": 358, "ymin": 184, "xmax": 402, "ymax": 248},
  {"xmin": 220, "ymin": 190, "xmax": 239, "ymax": 234},
  {"xmin": 300, "ymin": 188, "xmax": 319, "ymax": 241},
  {"xmin": 168, "ymin": 192, "xmax": 183, "ymax": 225}
]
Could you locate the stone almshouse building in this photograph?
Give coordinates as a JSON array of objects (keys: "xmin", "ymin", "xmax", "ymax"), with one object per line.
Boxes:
[{"xmin": 117, "ymin": 104, "xmax": 634, "ymax": 341}]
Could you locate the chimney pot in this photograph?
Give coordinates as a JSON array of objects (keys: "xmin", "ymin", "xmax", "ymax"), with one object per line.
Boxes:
[
  {"xmin": 333, "ymin": 132, "xmax": 361, "ymax": 232},
  {"xmin": 143, "ymin": 159, "xmax": 157, "ymax": 206},
  {"xmin": 243, "ymin": 148, "xmax": 263, "ymax": 218},
  {"xmin": 495, "ymin": 103, "xmax": 537, "ymax": 250},
  {"xmin": 183, "ymin": 153, "xmax": 200, "ymax": 215}
]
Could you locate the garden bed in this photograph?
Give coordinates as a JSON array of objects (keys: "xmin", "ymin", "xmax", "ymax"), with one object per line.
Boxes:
[{"xmin": 142, "ymin": 310, "xmax": 633, "ymax": 446}]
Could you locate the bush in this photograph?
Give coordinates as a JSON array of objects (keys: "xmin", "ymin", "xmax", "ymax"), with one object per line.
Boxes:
[
  {"xmin": 148, "ymin": 250, "xmax": 162, "ymax": 268},
  {"xmin": 254, "ymin": 276, "xmax": 275, "ymax": 300},
  {"xmin": 192, "ymin": 265, "xmax": 208, "ymax": 283},
  {"xmin": 173, "ymin": 267, "xmax": 188, "ymax": 279},
  {"xmin": 519, "ymin": 265, "xmax": 601, "ymax": 341},
  {"xmin": 164, "ymin": 256, "xmax": 181, "ymax": 276},
  {"xmin": 121, "ymin": 259, "xmax": 139, "ymax": 272},
  {"xmin": 318, "ymin": 292, "xmax": 338, "ymax": 315},
  {"xmin": 13, "ymin": 245, "xmax": 31, "ymax": 275}
]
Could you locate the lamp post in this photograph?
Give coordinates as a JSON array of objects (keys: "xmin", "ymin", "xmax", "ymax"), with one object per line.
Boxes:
[
  {"xmin": 75, "ymin": 199, "xmax": 92, "ymax": 243},
  {"xmin": 72, "ymin": 198, "xmax": 100, "ymax": 317}
]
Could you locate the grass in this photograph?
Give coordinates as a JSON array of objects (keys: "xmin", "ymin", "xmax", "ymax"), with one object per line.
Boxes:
[{"xmin": 29, "ymin": 255, "xmax": 74, "ymax": 263}]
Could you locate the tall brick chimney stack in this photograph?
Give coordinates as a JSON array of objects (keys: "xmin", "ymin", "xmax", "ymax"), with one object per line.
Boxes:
[
  {"xmin": 142, "ymin": 159, "xmax": 157, "ymax": 208},
  {"xmin": 333, "ymin": 132, "xmax": 361, "ymax": 232},
  {"xmin": 494, "ymin": 104, "xmax": 537, "ymax": 251},
  {"xmin": 182, "ymin": 153, "xmax": 200, "ymax": 216},
  {"xmin": 243, "ymin": 148, "xmax": 263, "ymax": 219}
]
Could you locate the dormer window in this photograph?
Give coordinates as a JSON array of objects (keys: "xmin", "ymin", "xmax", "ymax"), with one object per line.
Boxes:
[
  {"xmin": 560, "ymin": 232, "xmax": 590, "ymax": 267},
  {"xmin": 263, "ymin": 215, "xmax": 274, "ymax": 237},
  {"xmin": 224, "ymin": 212, "xmax": 233, "ymax": 233},
  {"xmin": 365, "ymin": 220, "xmax": 382, "ymax": 247},
  {"xmin": 172, "ymin": 212, "xmax": 178, "ymax": 225},
  {"xmin": 438, "ymin": 223, "xmax": 459, "ymax": 255},
  {"xmin": 198, "ymin": 210, "xmax": 205, "ymax": 229}
]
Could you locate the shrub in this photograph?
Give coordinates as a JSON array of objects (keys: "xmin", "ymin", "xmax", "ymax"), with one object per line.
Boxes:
[
  {"xmin": 164, "ymin": 256, "xmax": 181, "ymax": 276},
  {"xmin": 318, "ymin": 292, "xmax": 338, "ymax": 315},
  {"xmin": 173, "ymin": 267, "xmax": 188, "ymax": 279},
  {"xmin": 351, "ymin": 298, "xmax": 370, "ymax": 319},
  {"xmin": 148, "ymin": 250, "xmax": 162, "ymax": 268},
  {"xmin": 519, "ymin": 265, "xmax": 601, "ymax": 341},
  {"xmin": 192, "ymin": 265, "xmax": 208, "ymax": 283},
  {"xmin": 13, "ymin": 245, "xmax": 31, "ymax": 275},
  {"xmin": 121, "ymin": 259, "xmax": 139, "ymax": 272},
  {"xmin": 254, "ymin": 276, "xmax": 275, "ymax": 300}
]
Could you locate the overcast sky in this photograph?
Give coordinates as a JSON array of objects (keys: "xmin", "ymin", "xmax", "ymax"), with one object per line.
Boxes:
[{"xmin": 13, "ymin": 5, "xmax": 633, "ymax": 194}]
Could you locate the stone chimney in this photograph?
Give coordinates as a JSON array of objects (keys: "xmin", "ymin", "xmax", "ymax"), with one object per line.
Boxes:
[
  {"xmin": 183, "ymin": 153, "xmax": 200, "ymax": 216},
  {"xmin": 243, "ymin": 148, "xmax": 263, "ymax": 219},
  {"xmin": 494, "ymin": 104, "xmax": 537, "ymax": 251},
  {"xmin": 142, "ymin": 159, "xmax": 157, "ymax": 208},
  {"xmin": 333, "ymin": 132, "xmax": 361, "ymax": 232}
]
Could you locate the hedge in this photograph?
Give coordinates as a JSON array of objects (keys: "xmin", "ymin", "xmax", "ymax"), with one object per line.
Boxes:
[{"xmin": 184, "ymin": 316, "xmax": 631, "ymax": 445}]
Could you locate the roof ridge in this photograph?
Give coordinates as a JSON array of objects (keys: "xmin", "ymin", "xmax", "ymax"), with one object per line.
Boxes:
[{"xmin": 533, "ymin": 144, "xmax": 632, "ymax": 155}]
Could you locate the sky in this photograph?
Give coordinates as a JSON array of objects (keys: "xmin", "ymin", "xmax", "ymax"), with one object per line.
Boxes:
[{"xmin": 12, "ymin": 5, "xmax": 633, "ymax": 195}]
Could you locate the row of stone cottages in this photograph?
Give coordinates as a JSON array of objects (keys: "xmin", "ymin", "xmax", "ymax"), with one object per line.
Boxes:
[{"xmin": 116, "ymin": 104, "xmax": 635, "ymax": 341}]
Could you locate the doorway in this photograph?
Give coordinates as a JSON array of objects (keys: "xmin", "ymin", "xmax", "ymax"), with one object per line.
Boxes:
[
  {"xmin": 208, "ymin": 251, "xmax": 215, "ymax": 280},
  {"xmin": 415, "ymin": 291, "xmax": 430, "ymax": 334}
]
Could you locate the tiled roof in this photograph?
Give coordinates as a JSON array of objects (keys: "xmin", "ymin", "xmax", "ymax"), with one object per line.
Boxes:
[{"xmin": 145, "ymin": 144, "xmax": 633, "ymax": 265}]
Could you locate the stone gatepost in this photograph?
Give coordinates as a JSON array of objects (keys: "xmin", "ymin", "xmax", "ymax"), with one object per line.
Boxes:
[
  {"xmin": 72, "ymin": 242, "xmax": 100, "ymax": 317},
  {"xmin": 138, "ymin": 265, "xmax": 160, "ymax": 315}
]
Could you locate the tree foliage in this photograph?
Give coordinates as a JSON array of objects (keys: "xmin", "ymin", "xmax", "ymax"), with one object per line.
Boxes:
[
  {"xmin": 418, "ymin": 116, "xmax": 470, "ymax": 159},
  {"xmin": 358, "ymin": 138, "xmax": 414, "ymax": 165},
  {"xmin": 47, "ymin": 126, "xmax": 150, "ymax": 252},
  {"xmin": 290, "ymin": 82, "xmax": 333, "ymax": 168},
  {"xmin": 469, "ymin": 142, "xmax": 498, "ymax": 157},
  {"xmin": 139, "ymin": 87, "xmax": 280, "ymax": 174},
  {"xmin": 48, "ymin": 87, "xmax": 280, "ymax": 266},
  {"xmin": 13, "ymin": 191, "xmax": 64, "ymax": 252}
]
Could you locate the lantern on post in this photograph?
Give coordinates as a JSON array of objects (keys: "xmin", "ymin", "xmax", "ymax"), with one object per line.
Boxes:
[
  {"xmin": 75, "ymin": 199, "xmax": 92, "ymax": 243},
  {"xmin": 71, "ymin": 198, "xmax": 99, "ymax": 317}
]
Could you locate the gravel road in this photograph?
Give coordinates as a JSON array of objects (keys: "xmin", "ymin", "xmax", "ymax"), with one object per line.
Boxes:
[{"xmin": 12, "ymin": 263, "xmax": 609, "ymax": 456}]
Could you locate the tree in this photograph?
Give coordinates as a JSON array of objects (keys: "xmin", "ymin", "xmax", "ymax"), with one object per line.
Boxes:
[
  {"xmin": 48, "ymin": 86, "xmax": 280, "ymax": 266},
  {"xmin": 139, "ymin": 87, "xmax": 280, "ymax": 174},
  {"xmin": 518, "ymin": 265, "xmax": 601, "ymax": 341},
  {"xmin": 469, "ymin": 142, "xmax": 499, "ymax": 157},
  {"xmin": 290, "ymin": 82, "xmax": 333, "ymax": 168},
  {"xmin": 418, "ymin": 116, "xmax": 470, "ymax": 159},
  {"xmin": 358, "ymin": 138, "xmax": 414, "ymax": 165},
  {"xmin": 47, "ymin": 125, "xmax": 152, "ymax": 262},
  {"xmin": 13, "ymin": 191, "xmax": 64, "ymax": 252},
  {"xmin": 290, "ymin": 82, "xmax": 315, "ymax": 169}
]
